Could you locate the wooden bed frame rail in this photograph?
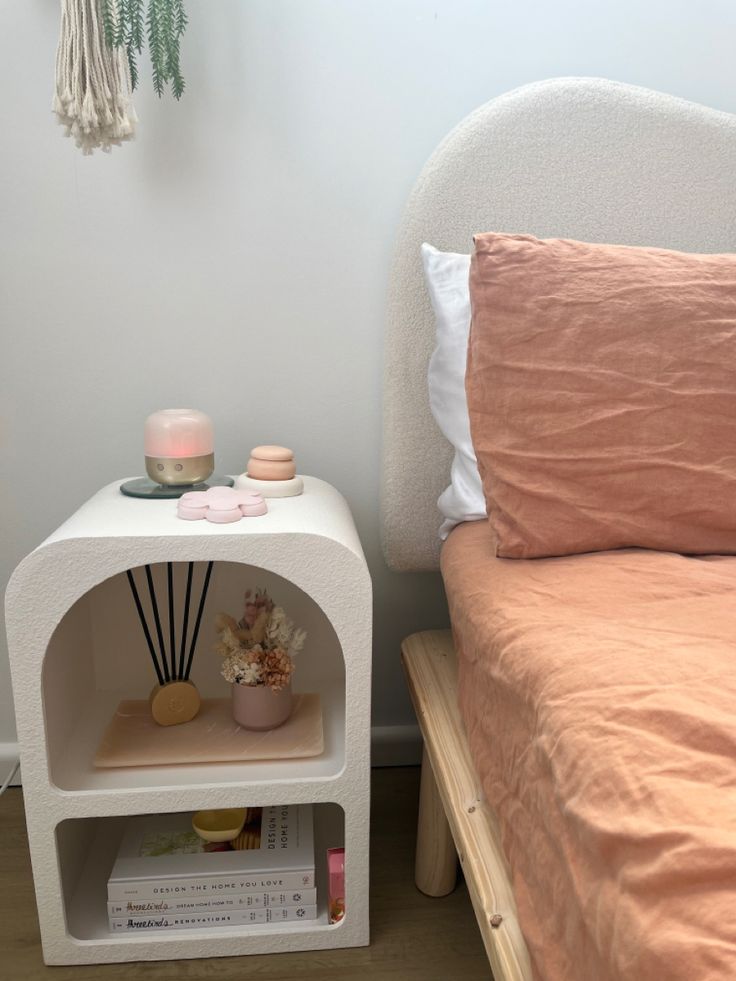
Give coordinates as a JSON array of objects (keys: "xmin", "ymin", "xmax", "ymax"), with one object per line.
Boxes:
[{"xmin": 401, "ymin": 630, "xmax": 533, "ymax": 981}]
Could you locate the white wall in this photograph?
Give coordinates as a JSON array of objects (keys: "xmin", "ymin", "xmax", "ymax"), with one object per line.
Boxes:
[{"xmin": 2, "ymin": 0, "xmax": 736, "ymax": 749}]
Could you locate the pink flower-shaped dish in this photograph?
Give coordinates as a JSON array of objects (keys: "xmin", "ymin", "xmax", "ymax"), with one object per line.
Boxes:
[{"xmin": 177, "ymin": 487, "xmax": 268, "ymax": 523}]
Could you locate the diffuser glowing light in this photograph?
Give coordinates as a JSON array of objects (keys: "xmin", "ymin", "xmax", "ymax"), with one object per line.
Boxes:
[{"xmin": 144, "ymin": 409, "xmax": 214, "ymax": 486}]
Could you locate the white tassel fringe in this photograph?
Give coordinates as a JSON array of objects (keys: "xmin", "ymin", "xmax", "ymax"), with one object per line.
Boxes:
[{"xmin": 53, "ymin": 0, "xmax": 137, "ymax": 154}]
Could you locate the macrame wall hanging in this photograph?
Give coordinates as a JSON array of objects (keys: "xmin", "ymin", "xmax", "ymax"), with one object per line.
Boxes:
[{"xmin": 53, "ymin": 0, "xmax": 187, "ymax": 154}]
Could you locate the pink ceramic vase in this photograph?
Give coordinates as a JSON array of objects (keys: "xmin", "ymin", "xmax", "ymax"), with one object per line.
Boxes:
[{"xmin": 231, "ymin": 681, "xmax": 293, "ymax": 731}]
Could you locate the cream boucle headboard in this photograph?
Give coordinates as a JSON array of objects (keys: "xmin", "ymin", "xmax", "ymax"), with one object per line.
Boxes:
[{"xmin": 381, "ymin": 77, "xmax": 736, "ymax": 571}]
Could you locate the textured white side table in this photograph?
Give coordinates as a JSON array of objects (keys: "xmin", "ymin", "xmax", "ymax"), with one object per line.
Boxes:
[{"xmin": 5, "ymin": 476, "xmax": 371, "ymax": 965}]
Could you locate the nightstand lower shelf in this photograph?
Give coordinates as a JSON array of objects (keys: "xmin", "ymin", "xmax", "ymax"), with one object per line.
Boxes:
[{"xmin": 59, "ymin": 802, "xmax": 353, "ymax": 962}]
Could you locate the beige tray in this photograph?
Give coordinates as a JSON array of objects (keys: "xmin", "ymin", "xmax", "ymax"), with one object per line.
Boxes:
[{"xmin": 94, "ymin": 694, "xmax": 323, "ymax": 768}]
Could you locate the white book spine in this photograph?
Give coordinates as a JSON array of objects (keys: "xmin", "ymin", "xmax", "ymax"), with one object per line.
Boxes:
[
  {"xmin": 108, "ymin": 869, "xmax": 315, "ymax": 901},
  {"xmin": 108, "ymin": 888, "xmax": 317, "ymax": 917},
  {"xmin": 109, "ymin": 905, "xmax": 317, "ymax": 932}
]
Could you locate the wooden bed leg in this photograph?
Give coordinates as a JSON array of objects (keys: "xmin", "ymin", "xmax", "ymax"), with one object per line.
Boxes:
[{"xmin": 415, "ymin": 745, "xmax": 457, "ymax": 896}]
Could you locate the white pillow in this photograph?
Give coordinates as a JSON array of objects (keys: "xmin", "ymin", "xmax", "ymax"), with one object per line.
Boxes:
[{"xmin": 421, "ymin": 243, "xmax": 486, "ymax": 538}]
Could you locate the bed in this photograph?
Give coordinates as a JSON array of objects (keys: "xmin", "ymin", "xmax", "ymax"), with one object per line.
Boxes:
[{"xmin": 381, "ymin": 78, "xmax": 736, "ymax": 980}]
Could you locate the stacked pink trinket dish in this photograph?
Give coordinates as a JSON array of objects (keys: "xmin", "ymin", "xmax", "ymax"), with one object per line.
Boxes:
[
  {"xmin": 234, "ymin": 445, "xmax": 304, "ymax": 498},
  {"xmin": 176, "ymin": 487, "xmax": 268, "ymax": 523}
]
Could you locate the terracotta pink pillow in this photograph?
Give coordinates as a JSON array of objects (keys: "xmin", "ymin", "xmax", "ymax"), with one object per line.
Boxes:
[{"xmin": 466, "ymin": 232, "xmax": 736, "ymax": 558}]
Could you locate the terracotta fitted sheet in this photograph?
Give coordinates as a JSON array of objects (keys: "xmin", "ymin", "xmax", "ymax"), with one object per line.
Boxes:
[{"xmin": 441, "ymin": 521, "xmax": 736, "ymax": 981}]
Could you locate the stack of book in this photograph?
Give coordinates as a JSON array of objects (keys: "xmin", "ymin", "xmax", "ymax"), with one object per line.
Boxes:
[{"xmin": 107, "ymin": 804, "xmax": 316, "ymax": 932}]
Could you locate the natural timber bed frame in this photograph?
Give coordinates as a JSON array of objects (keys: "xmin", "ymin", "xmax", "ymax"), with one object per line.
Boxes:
[{"xmin": 402, "ymin": 631, "xmax": 532, "ymax": 981}]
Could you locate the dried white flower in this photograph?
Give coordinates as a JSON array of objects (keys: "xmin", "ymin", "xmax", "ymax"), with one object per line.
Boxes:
[
  {"xmin": 264, "ymin": 607, "xmax": 289, "ymax": 648},
  {"xmin": 221, "ymin": 651, "xmax": 264, "ymax": 686},
  {"xmin": 289, "ymin": 628, "xmax": 306, "ymax": 657},
  {"xmin": 238, "ymin": 661, "xmax": 263, "ymax": 686}
]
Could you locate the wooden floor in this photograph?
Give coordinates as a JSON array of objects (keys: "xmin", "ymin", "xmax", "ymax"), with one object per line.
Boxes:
[{"xmin": 0, "ymin": 767, "xmax": 490, "ymax": 980}]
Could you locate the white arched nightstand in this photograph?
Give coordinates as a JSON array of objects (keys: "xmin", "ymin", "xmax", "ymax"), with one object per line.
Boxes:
[{"xmin": 5, "ymin": 476, "xmax": 371, "ymax": 965}]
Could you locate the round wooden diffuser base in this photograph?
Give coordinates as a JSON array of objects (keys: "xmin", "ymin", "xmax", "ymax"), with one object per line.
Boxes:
[{"xmin": 149, "ymin": 680, "xmax": 201, "ymax": 727}]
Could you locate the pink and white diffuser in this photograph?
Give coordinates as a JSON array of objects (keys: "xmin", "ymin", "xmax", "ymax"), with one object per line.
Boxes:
[
  {"xmin": 144, "ymin": 409, "xmax": 214, "ymax": 486},
  {"xmin": 120, "ymin": 409, "xmax": 234, "ymax": 499}
]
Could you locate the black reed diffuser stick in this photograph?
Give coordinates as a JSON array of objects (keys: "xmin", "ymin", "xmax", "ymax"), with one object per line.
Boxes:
[
  {"xmin": 126, "ymin": 570, "xmax": 166, "ymax": 686},
  {"xmin": 145, "ymin": 564, "xmax": 170, "ymax": 683},
  {"xmin": 167, "ymin": 562, "xmax": 177, "ymax": 682},
  {"xmin": 178, "ymin": 562, "xmax": 194, "ymax": 681},
  {"xmin": 184, "ymin": 560, "xmax": 214, "ymax": 681}
]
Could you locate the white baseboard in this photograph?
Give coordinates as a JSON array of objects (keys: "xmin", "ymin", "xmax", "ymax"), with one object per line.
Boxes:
[
  {"xmin": 0, "ymin": 729, "xmax": 421, "ymax": 788},
  {"xmin": 370, "ymin": 724, "xmax": 422, "ymax": 767},
  {"xmin": 0, "ymin": 742, "xmax": 21, "ymax": 787}
]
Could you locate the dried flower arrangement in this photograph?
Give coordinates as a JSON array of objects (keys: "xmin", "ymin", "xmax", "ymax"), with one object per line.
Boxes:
[{"xmin": 215, "ymin": 589, "xmax": 307, "ymax": 692}]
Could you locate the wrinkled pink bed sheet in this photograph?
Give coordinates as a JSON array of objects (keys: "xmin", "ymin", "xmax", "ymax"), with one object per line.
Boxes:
[{"xmin": 442, "ymin": 520, "xmax": 736, "ymax": 981}]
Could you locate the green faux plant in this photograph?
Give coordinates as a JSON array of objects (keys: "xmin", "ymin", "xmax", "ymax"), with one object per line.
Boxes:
[{"xmin": 101, "ymin": 0, "xmax": 187, "ymax": 99}]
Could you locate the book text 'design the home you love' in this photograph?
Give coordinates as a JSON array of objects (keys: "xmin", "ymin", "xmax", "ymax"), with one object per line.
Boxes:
[{"xmin": 107, "ymin": 804, "xmax": 316, "ymax": 932}]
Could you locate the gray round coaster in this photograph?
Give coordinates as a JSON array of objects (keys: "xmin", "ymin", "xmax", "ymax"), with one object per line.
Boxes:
[{"xmin": 120, "ymin": 475, "xmax": 234, "ymax": 499}]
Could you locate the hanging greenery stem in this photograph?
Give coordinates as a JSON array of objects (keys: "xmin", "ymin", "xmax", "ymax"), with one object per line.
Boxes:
[{"xmin": 101, "ymin": 0, "xmax": 187, "ymax": 99}]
